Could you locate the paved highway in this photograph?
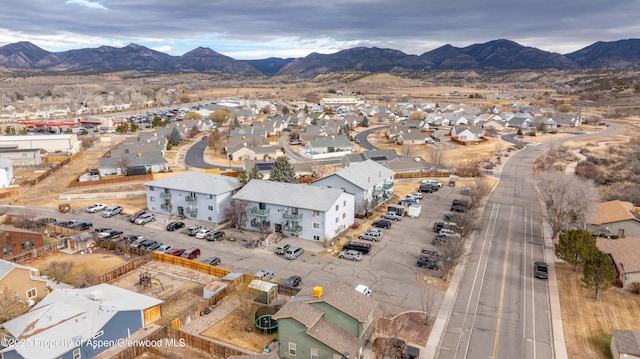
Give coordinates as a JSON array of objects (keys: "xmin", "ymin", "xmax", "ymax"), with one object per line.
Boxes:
[{"xmin": 438, "ymin": 124, "xmax": 622, "ymax": 359}]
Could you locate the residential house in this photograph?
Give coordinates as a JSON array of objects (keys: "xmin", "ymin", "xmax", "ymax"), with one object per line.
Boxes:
[
  {"xmin": 554, "ymin": 113, "xmax": 583, "ymax": 127},
  {"xmin": 480, "ymin": 119, "xmax": 507, "ymax": 132},
  {"xmin": 232, "ymin": 180, "xmax": 355, "ymax": 242},
  {"xmin": 145, "ymin": 172, "xmax": 241, "ymax": 223},
  {"xmin": 305, "ymin": 136, "xmax": 353, "ymax": 158},
  {"xmin": 340, "ymin": 149, "xmax": 403, "ymax": 167},
  {"xmin": 586, "ymin": 200, "xmax": 640, "ymax": 238},
  {"xmin": 0, "ymin": 159, "xmax": 13, "ymax": 188},
  {"xmin": 98, "ymin": 151, "xmax": 168, "ymax": 176},
  {"xmin": 0, "ymin": 227, "xmax": 44, "ymax": 259},
  {"xmin": 507, "ymin": 116, "xmax": 533, "ymax": 129},
  {"xmin": 384, "ymin": 156, "xmax": 435, "ymax": 173},
  {"xmin": 530, "ymin": 117, "xmax": 558, "ymax": 130},
  {"xmin": 0, "ymin": 260, "xmax": 48, "ymax": 302},
  {"xmin": 272, "ymin": 282, "xmax": 377, "ymax": 359},
  {"xmin": 227, "ymin": 144, "xmax": 283, "ymax": 162},
  {"xmin": 596, "ymin": 237, "xmax": 640, "ymax": 290},
  {"xmin": 0, "ymin": 148, "xmax": 43, "ymax": 167},
  {"xmin": 65, "ymin": 232, "xmax": 96, "ymax": 255},
  {"xmin": 395, "ymin": 129, "xmax": 429, "ymax": 145},
  {"xmin": 310, "ymin": 160, "xmax": 395, "ymax": 216},
  {"xmin": 611, "ymin": 329, "xmax": 640, "ymax": 359},
  {"xmin": 0, "ymin": 283, "xmax": 163, "ymax": 359},
  {"xmin": 450, "ymin": 125, "xmax": 485, "ymax": 142},
  {"xmin": 0, "ymin": 134, "xmax": 81, "ymax": 153}
]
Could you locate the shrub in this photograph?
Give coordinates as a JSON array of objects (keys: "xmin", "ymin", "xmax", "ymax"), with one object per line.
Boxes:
[{"xmin": 629, "ymin": 282, "xmax": 640, "ymax": 295}]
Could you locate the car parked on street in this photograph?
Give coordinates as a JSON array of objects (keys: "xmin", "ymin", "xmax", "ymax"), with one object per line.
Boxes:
[
  {"xmin": 342, "ymin": 241, "xmax": 372, "ymax": 254},
  {"xmin": 102, "ymin": 206, "xmax": 123, "ymax": 218},
  {"xmin": 139, "ymin": 239, "xmax": 162, "ymax": 251},
  {"xmin": 339, "ymin": 249, "xmax": 363, "ymax": 261},
  {"xmin": 255, "ymin": 269, "xmax": 274, "ymax": 280},
  {"xmin": 451, "ymin": 205, "xmax": 466, "ymax": 212},
  {"xmin": 86, "ymin": 203, "xmax": 107, "ymax": 213},
  {"xmin": 166, "ymin": 248, "xmax": 186, "ymax": 256},
  {"xmin": 166, "ymin": 221, "xmax": 185, "ymax": 231},
  {"xmin": 418, "ymin": 185, "xmax": 434, "ymax": 193},
  {"xmin": 407, "ymin": 192, "xmax": 423, "ymax": 200},
  {"xmin": 382, "ymin": 211, "xmax": 403, "ymax": 221},
  {"xmin": 284, "ymin": 275, "xmax": 302, "ymax": 287},
  {"xmin": 423, "ymin": 179, "xmax": 444, "ymax": 188},
  {"xmin": 372, "ymin": 219, "xmax": 392, "ymax": 229}
]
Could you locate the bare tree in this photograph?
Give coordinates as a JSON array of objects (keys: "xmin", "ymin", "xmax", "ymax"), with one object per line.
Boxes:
[
  {"xmin": 465, "ymin": 177, "xmax": 493, "ymax": 211},
  {"xmin": 0, "ymin": 288, "xmax": 30, "ymax": 323},
  {"xmin": 536, "ymin": 170, "xmax": 599, "ymax": 238},
  {"xmin": 401, "ymin": 145, "xmax": 416, "ymax": 158},
  {"xmin": 47, "ymin": 261, "xmax": 75, "ymax": 284},
  {"xmin": 75, "ymin": 266, "xmax": 99, "ymax": 288},
  {"xmin": 116, "ymin": 156, "xmax": 131, "ymax": 175},
  {"xmin": 224, "ymin": 199, "xmax": 248, "ymax": 229},
  {"xmin": 236, "ymin": 278, "xmax": 261, "ymax": 319},
  {"xmin": 207, "ymin": 129, "xmax": 221, "ymax": 154},
  {"xmin": 440, "ymin": 236, "xmax": 466, "ymax": 281},
  {"xmin": 428, "ymin": 148, "xmax": 445, "ymax": 172},
  {"xmin": 419, "ymin": 288, "xmax": 436, "ymax": 326}
]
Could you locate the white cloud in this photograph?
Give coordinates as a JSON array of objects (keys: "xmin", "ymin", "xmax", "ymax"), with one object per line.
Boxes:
[{"xmin": 65, "ymin": 0, "xmax": 107, "ymax": 10}]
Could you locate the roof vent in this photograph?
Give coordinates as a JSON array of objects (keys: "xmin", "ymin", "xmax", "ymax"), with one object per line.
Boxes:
[{"xmin": 86, "ymin": 290, "xmax": 102, "ymax": 301}]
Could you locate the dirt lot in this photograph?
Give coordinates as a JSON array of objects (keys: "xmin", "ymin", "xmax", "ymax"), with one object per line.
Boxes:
[{"xmin": 29, "ymin": 248, "xmax": 128, "ymax": 284}]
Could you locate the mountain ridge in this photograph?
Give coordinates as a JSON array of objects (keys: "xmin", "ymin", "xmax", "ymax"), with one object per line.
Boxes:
[{"xmin": 0, "ymin": 38, "xmax": 637, "ymax": 77}]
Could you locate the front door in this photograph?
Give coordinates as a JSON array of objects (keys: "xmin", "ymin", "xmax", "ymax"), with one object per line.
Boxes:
[
  {"xmin": 274, "ymin": 223, "xmax": 282, "ymax": 233},
  {"xmin": 177, "ymin": 206, "xmax": 184, "ymax": 216}
]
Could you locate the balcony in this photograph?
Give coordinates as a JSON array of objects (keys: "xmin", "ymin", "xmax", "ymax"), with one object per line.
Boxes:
[
  {"xmin": 251, "ymin": 207, "xmax": 270, "ymax": 217},
  {"xmin": 159, "ymin": 192, "xmax": 172, "ymax": 199},
  {"xmin": 282, "ymin": 212, "xmax": 303, "ymax": 221},
  {"xmin": 372, "ymin": 187, "xmax": 384, "ymax": 197},
  {"xmin": 185, "ymin": 196, "xmax": 197, "ymax": 203},
  {"xmin": 186, "ymin": 207, "xmax": 198, "ymax": 217},
  {"xmin": 160, "ymin": 203, "xmax": 172, "ymax": 211},
  {"xmin": 251, "ymin": 218, "xmax": 271, "ymax": 228},
  {"xmin": 283, "ymin": 225, "xmax": 303, "ymax": 236},
  {"xmin": 383, "ymin": 181, "xmax": 394, "ymax": 189}
]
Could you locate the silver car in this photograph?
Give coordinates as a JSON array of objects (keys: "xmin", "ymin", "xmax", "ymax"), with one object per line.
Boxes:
[
  {"xmin": 339, "ymin": 250, "xmax": 362, "ymax": 261},
  {"xmin": 382, "ymin": 211, "xmax": 403, "ymax": 221}
]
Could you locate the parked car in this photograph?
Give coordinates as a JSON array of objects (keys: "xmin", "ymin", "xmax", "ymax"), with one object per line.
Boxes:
[
  {"xmin": 68, "ymin": 221, "xmax": 93, "ymax": 231},
  {"xmin": 255, "ymin": 269, "xmax": 274, "ymax": 280},
  {"xmin": 339, "ymin": 250, "xmax": 363, "ymax": 261},
  {"xmin": 358, "ymin": 229, "xmax": 383, "ymax": 241},
  {"xmin": 382, "ymin": 211, "xmax": 403, "ymax": 221},
  {"xmin": 418, "ymin": 185, "xmax": 434, "ymax": 193},
  {"xmin": 134, "ymin": 212, "xmax": 155, "ymax": 225},
  {"xmin": 123, "ymin": 234, "xmax": 143, "ymax": 245},
  {"xmin": 166, "ymin": 248, "xmax": 186, "ymax": 256},
  {"xmin": 451, "ymin": 205, "xmax": 466, "ymax": 213},
  {"xmin": 181, "ymin": 247, "xmax": 201, "ymax": 260},
  {"xmin": 187, "ymin": 225, "xmax": 203, "ymax": 236},
  {"xmin": 284, "ymin": 275, "xmax": 302, "ymax": 287},
  {"xmin": 439, "ymin": 228, "xmax": 461, "ymax": 238},
  {"xmin": 342, "ymin": 241, "xmax": 372, "ymax": 254},
  {"xmin": 423, "ymin": 179, "xmax": 444, "ymax": 188},
  {"xmin": 432, "ymin": 235, "xmax": 447, "ymax": 246},
  {"xmin": 443, "ymin": 213, "xmax": 462, "ymax": 222},
  {"xmin": 195, "ymin": 228, "xmax": 210, "ymax": 239},
  {"xmin": 275, "ymin": 243, "xmax": 291, "ymax": 255},
  {"xmin": 166, "ymin": 221, "xmax": 185, "ymax": 231},
  {"xmin": 433, "ymin": 222, "xmax": 460, "ymax": 233},
  {"xmin": 398, "ymin": 198, "xmax": 418, "ymax": 206},
  {"xmin": 139, "ymin": 239, "xmax": 161, "ymax": 250},
  {"xmin": 284, "ymin": 246, "xmax": 304, "ymax": 260},
  {"xmin": 417, "ymin": 256, "xmax": 440, "ymax": 270},
  {"xmin": 535, "ymin": 261, "xmax": 549, "ymax": 279},
  {"xmin": 128, "ymin": 210, "xmax": 147, "ymax": 223},
  {"xmin": 372, "ymin": 219, "xmax": 392, "ymax": 229},
  {"xmin": 203, "ymin": 256, "xmax": 221, "ymax": 266},
  {"xmin": 130, "ymin": 237, "xmax": 147, "ymax": 248},
  {"xmin": 102, "ymin": 206, "xmax": 123, "ymax": 218},
  {"xmin": 407, "ymin": 192, "xmax": 423, "ymax": 200},
  {"xmin": 452, "ymin": 199, "xmax": 468, "ymax": 207},
  {"xmin": 95, "ymin": 227, "xmax": 112, "ymax": 233},
  {"xmin": 288, "ymin": 138, "xmax": 302, "ymax": 145},
  {"xmin": 86, "ymin": 203, "xmax": 107, "ymax": 213},
  {"xmin": 205, "ymin": 230, "xmax": 225, "ymax": 241},
  {"xmin": 99, "ymin": 229, "xmax": 123, "ymax": 240},
  {"xmin": 155, "ymin": 244, "xmax": 174, "ymax": 253}
]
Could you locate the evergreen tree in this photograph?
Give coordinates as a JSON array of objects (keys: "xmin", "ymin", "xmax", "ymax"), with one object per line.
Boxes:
[
  {"xmin": 361, "ymin": 116, "xmax": 369, "ymax": 127},
  {"xmin": 169, "ymin": 128, "xmax": 182, "ymax": 146},
  {"xmin": 152, "ymin": 116, "xmax": 165, "ymax": 127},
  {"xmin": 581, "ymin": 249, "xmax": 617, "ymax": 300},
  {"xmin": 269, "ymin": 157, "xmax": 297, "ymax": 183},
  {"xmin": 238, "ymin": 164, "xmax": 264, "ymax": 187},
  {"xmin": 555, "ymin": 229, "xmax": 597, "ymax": 272}
]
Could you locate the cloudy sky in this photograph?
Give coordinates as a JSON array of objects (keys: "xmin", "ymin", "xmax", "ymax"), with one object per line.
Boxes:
[{"xmin": 1, "ymin": 0, "xmax": 638, "ymax": 59}]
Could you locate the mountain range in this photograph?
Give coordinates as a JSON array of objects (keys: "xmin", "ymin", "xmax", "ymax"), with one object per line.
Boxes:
[{"xmin": 1, "ymin": 39, "xmax": 639, "ymax": 78}]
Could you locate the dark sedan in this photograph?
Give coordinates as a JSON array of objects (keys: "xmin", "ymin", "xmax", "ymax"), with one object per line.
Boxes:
[
  {"xmin": 284, "ymin": 275, "xmax": 302, "ymax": 287},
  {"xmin": 372, "ymin": 219, "xmax": 392, "ymax": 229},
  {"xmin": 166, "ymin": 221, "xmax": 185, "ymax": 231}
]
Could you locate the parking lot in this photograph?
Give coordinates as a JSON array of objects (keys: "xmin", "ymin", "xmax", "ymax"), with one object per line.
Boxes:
[{"xmin": 16, "ymin": 178, "xmax": 471, "ymax": 312}]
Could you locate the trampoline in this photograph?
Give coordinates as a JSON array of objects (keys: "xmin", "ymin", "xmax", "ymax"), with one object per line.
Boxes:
[{"xmin": 254, "ymin": 306, "xmax": 278, "ymax": 333}]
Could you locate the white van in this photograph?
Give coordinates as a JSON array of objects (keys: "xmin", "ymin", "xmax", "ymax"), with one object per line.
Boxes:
[
  {"xmin": 355, "ymin": 285, "xmax": 372, "ymax": 297},
  {"xmin": 284, "ymin": 246, "xmax": 304, "ymax": 260}
]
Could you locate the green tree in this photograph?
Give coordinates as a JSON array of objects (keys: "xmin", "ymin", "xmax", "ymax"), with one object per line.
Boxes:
[
  {"xmin": 169, "ymin": 127, "xmax": 182, "ymax": 146},
  {"xmin": 517, "ymin": 127, "xmax": 523, "ymax": 137},
  {"xmin": 129, "ymin": 123, "xmax": 139, "ymax": 132},
  {"xmin": 269, "ymin": 156, "xmax": 297, "ymax": 183},
  {"xmin": 361, "ymin": 116, "xmax": 369, "ymax": 127},
  {"xmin": 238, "ymin": 164, "xmax": 264, "ymax": 187},
  {"xmin": 581, "ymin": 249, "xmax": 617, "ymax": 300},
  {"xmin": 152, "ymin": 116, "xmax": 165, "ymax": 127},
  {"xmin": 209, "ymin": 109, "xmax": 230, "ymax": 127},
  {"xmin": 115, "ymin": 122, "xmax": 129, "ymax": 133},
  {"xmin": 555, "ymin": 229, "xmax": 597, "ymax": 272},
  {"xmin": 182, "ymin": 111, "xmax": 203, "ymax": 121},
  {"xmin": 282, "ymin": 107, "xmax": 290, "ymax": 114}
]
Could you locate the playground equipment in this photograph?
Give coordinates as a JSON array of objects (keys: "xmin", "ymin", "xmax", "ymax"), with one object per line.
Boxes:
[{"xmin": 254, "ymin": 306, "xmax": 278, "ymax": 334}]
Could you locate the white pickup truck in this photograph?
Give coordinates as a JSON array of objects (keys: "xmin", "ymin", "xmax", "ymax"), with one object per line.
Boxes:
[{"xmin": 255, "ymin": 269, "xmax": 274, "ymax": 280}]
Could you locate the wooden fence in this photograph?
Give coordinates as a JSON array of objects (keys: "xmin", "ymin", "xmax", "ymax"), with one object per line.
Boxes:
[
  {"xmin": 165, "ymin": 327, "xmax": 247, "ymax": 357},
  {"xmin": 394, "ymin": 171, "xmax": 451, "ymax": 179},
  {"xmin": 4, "ymin": 240, "xmax": 67, "ymax": 264},
  {"xmin": 103, "ymin": 325, "xmax": 166, "ymax": 359},
  {"xmin": 96, "ymin": 253, "xmax": 153, "ymax": 284},
  {"xmin": 152, "ymin": 252, "xmax": 232, "ymax": 278}
]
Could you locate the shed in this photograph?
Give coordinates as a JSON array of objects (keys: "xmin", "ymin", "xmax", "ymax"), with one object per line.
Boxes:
[
  {"xmin": 204, "ymin": 281, "xmax": 228, "ymax": 299},
  {"xmin": 249, "ymin": 279, "xmax": 278, "ymax": 305}
]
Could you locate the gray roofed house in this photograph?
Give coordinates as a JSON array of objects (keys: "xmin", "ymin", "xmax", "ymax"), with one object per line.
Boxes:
[
  {"xmin": 272, "ymin": 282, "xmax": 377, "ymax": 359},
  {"xmin": 0, "ymin": 283, "xmax": 163, "ymax": 359},
  {"xmin": 232, "ymin": 179, "xmax": 354, "ymax": 241},
  {"xmin": 384, "ymin": 156, "xmax": 435, "ymax": 173},
  {"xmin": 340, "ymin": 149, "xmax": 403, "ymax": 167},
  {"xmin": 611, "ymin": 329, "xmax": 640, "ymax": 359},
  {"xmin": 145, "ymin": 172, "xmax": 241, "ymax": 223},
  {"xmin": 310, "ymin": 160, "xmax": 395, "ymax": 216},
  {"xmin": 305, "ymin": 136, "xmax": 353, "ymax": 157},
  {"xmin": 98, "ymin": 151, "xmax": 168, "ymax": 176}
]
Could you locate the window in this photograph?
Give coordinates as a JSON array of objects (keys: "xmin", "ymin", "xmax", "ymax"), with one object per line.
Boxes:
[
  {"xmin": 29, "ymin": 240, "xmax": 35, "ymax": 248},
  {"xmin": 26, "ymin": 288, "xmax": 36, "ymax": 299},
  {"xmin": 335, "ymin": 204, "xmax": 339, "ymax": 211},
  {"xmin": 208, "ymin": 205, "xmax": 213, "ymax": 211},
  {"xmin": 288, "ymin": 342, "xmax": 297, "ymax": 356},
  {"xmin": 149, "ymin": 186, "xmax": 155, "ymax": 191},
  {"xmin": 92, "ymin": 330, "xmax": 103, "ymax": 339},
  {"xmin": 73, "ymin": 348, "xmax": 81, "ymax": 359},
  {"xmin": 313, "ymin": 210, "xmax": 318, "ymax": 216},
  {"xmin": 150, "ymin": 196, "xmax": 155, "ymax": 201},
  {"xmin": 343, "ymin": 200, "xmax": 346, "ymax": 206},
  {"xmin": 335, "ymin": 217, "xmax": 339, "ymax": 223},
  {"xmin": 342, "ymin": 213, "xmax": 346, "ymax": 219},
  {"xmin": 310, "ymin": 348, "xmax": 319, "ymax": 359},
  {"xmin": 208, "ymin": 194, "xmax": 214, "ymax": 199},
  {"xmin": 190, "ymin": 192, "xmax": 196, "ymax": 197},
  {"xmin": 313, "ymin": 235, "xmax": 320, "ymax": 241},
  {"xmin": 333, "ymin": 355, "xmax": 342, "ymax": 359},
  {"xmin": 312, "ymin": 222, "xmax": 320, "ymax": 229},
  {"xmin": 3, "ymin": 246, "xmax": 12, "ymax": 256}
]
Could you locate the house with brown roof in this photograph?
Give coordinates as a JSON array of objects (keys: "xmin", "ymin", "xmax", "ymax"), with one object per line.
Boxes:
[
  {"xmin": 0, "ymin": 226, "xmax": 44, "ymax": 259},
  {"xmin": 0, "ymin": 259, "xmax": 48, "ymax": 302},
  {"xmin": 586, "ymin": 200, "xmax": 640, "ymax": 238},
  {"xmin": 596, "ymin": 237, "xmax": 640, "ymax": 289},
  {"xmin": 272, "ymin": 282, "xmax": 377, "ymax": 359}
]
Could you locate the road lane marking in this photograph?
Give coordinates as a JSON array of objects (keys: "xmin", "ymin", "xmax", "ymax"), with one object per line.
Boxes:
[{"xmin": 493, "ymin": 206, "xmax": 514, "ymax": 358}]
